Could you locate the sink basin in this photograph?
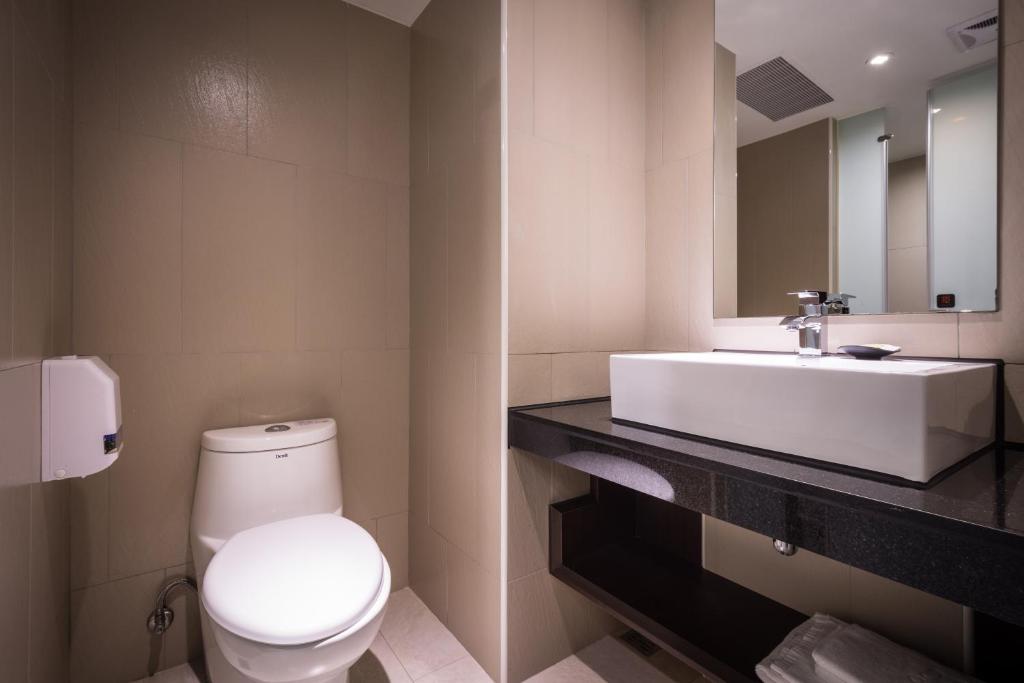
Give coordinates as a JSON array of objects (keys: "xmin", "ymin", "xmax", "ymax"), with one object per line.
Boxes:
[{"xmin": 609, "ymin": 352, "xmax": 996, "ymax": 484}]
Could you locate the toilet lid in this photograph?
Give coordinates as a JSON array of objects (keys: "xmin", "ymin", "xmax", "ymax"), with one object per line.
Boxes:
[{"xmin": 202, "ymin": 514, "xmax": 384, "ymax": 645}]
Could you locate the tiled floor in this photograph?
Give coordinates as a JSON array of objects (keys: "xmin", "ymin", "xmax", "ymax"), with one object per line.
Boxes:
[
  {"xmin": 132, "ymin": 588, "xmax": 489, "ymax": 683},
  {"xmin": 135, "ymin": 588, "xmax": 705, "ymax": 683},
  {"xmin": 524, "ymin": 635, "xmax": 706, "ymax": 683}
]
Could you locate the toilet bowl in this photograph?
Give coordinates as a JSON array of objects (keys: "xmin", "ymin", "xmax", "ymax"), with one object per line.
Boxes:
[{"xmin": 191, "ymin": 419, "xmax": 389, "ymax": 683}]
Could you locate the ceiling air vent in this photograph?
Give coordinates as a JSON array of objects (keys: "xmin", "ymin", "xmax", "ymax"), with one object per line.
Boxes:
[
  {"xmin": 736, "ymin": 57, "xmax": 833, "ymax": 122},
  {"xmin": 948, "ymin": 10, "xmax": 999, "ymax": 52}
]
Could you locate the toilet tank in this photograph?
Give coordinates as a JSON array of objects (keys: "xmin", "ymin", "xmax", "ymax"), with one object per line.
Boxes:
[{"xmin": 191, "ymin": 418, "xmax": 342, "ymax": 574}]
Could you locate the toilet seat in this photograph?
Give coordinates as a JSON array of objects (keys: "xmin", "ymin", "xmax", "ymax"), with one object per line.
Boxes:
[{"xmin": 202, "ymin": 513, "xmax": 384, "ymax": 646}]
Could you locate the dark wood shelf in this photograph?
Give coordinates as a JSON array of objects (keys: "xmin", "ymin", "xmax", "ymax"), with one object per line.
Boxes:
[{"xmin": 550, "ymin": 481, "xmax": 806, "ymax": 683}]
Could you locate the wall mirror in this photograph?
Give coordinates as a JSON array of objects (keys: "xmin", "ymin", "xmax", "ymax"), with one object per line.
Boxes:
[{"xmin": 713, "ymin": 0, "xmax": 1000, "ymax": 317}]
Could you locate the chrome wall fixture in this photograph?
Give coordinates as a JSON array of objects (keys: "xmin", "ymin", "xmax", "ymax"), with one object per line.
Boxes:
[
  {"xmin": 773, "ymin": 539, "xmax": 798, "ymax": 557},
  {"xmin": 147, "ymin": 576, "xmax": 198, "ymax": 636}
]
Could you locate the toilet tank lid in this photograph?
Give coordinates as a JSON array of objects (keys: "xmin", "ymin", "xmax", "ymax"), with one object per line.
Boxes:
[{"xmin": 201, "ymin": 418, "xmax": 337, "ymax": 453}]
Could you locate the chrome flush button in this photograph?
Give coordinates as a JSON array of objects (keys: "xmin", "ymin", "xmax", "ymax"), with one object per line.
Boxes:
[{"xmin": 265, "ymin": 424, "xmax": 291, "ymax": 433}]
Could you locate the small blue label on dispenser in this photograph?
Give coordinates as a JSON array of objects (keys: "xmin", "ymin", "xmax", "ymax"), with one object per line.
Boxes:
[{"xmin": 104, "ymin": 428, "xmax": 121, "ymax": 455}]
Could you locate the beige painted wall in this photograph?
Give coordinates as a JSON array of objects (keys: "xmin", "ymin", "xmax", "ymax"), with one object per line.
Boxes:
[
  {"xmin": 408, "ymin": 0, "xmax": 503, "ymax": 678},
  {"xmin": 887, "ymin": 155, "xmax": 929, "ymax": 313},
  {"xmin": 506, "ymin": 0, "xmax": 659, "ymax": 678},
  {"xmin": 0, "ymin": 0, "xmax": 73, "ymax": 680},
  {"xmin": 69, "ymin": 2, "xmax": 410, "ymax": 681},
  {"xmin": 736, "ymin": 119, "xmax": 832, "ymax": 317}
]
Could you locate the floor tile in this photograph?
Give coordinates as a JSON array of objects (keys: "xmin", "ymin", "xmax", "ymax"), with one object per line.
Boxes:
[
  {"xmin": 351, "ymin": 634, "xmax": 414, "ymax": 683},
  {"xmin": 526, "ymin": 636, "xmax": 703, "ymax": 683},
  {"xmin": 381, "ymin": 588, "xmax": 470, "ymax": 679},
  {"xmin": 130, "ymin": 661, "xmax": 204, "ymax": 683},
  {"xmin": 417, "ymin": 656, "xmax": 493, "ymax": 682}
]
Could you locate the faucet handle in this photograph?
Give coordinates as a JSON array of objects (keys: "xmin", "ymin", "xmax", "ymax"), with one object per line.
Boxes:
[
  {"xmin": 786, "ymin": 290, "xmax": 828, "ymax": 305},
  {"xmin": 824, "ymin": 292, "xmax": 856, "ymax": 315}
]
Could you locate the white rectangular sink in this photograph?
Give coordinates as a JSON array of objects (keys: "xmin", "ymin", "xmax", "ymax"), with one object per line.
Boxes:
[{"xmin": 610, "ymin": 352, "xmax": 996, "ymax": 483}]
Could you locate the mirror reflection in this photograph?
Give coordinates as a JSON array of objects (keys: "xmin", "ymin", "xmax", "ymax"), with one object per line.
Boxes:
[{"xmin": 713, "ymin": 0, "xmax": 999, "ymax": 317}]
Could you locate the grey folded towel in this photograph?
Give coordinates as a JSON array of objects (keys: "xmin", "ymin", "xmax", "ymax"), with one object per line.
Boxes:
[{"xmin": 812, "ymin": 623, "xmax": 976, "ymax": 683}]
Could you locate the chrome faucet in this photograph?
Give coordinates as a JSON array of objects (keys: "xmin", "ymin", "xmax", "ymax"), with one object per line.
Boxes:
[{"xmin": 780, "ymin": 290, "xmax": 828, "ymax": 356}]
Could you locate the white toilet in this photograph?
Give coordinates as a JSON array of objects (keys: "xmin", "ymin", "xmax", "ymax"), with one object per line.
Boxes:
[{"xmin": 191, "ymin": 418, "xmax": 390, "ymax": 683}]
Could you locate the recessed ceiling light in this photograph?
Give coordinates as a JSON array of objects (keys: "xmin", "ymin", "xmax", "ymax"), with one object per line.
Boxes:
[{"xmin": 867, "ymin": 53, "xmax": 893, "ymax": 66}]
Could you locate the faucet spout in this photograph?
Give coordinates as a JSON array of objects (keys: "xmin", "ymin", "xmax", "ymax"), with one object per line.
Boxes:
[{"xmin": 782, "ymin": 291, "xmax": 828, "ymax": 356}]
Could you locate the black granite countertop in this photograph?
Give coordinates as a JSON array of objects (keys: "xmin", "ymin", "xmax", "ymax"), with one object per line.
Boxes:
[{"xmin": 509, "ymin": 399, "xmax": 1024, "ymax": 626}]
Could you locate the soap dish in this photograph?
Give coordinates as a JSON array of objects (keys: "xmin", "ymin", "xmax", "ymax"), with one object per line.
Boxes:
[{"xmin": 838, "ymin": 344, "xmax": 902, "ymax": 360}]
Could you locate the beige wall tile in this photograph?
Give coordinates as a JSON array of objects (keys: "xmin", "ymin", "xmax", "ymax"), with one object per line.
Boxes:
[
  {"xmin": 0, "ymin": 0, "xmax": 11, "ymax": 369},
  {"xmin": 686, "ymin": 147, "xmax": 715, "ymax": 351},
  {"xmin": 416, "ymin": 0, "xmax": 476, "ymax": 172},
  {"xmin": 606, "ymin": 0, "xmax": 645, "ymax": 172},
  {"xmin": 533, "ymin": 0, "xmax": 607, "ymax": 160},
  {"xmin": 1006, "ymin": 364, "xmax": 1024, "ymax": 442},
  {"xmin": 69, "ymin": 470, "xmax": 108, "ymax": 589},
  {"xmin": 703, "ymin": 518, "xmax": 850, "ymax": 619},
  {"xmin": 340, "ymin": 349, "xmax": 409, "ymax": 523},
  {"xmin": 449, "ymin": 150, "xmax": 502, "ymax": 355},
  {"xmin": 182, "ymin": 146, "xmax": 296, "ymax": 353},
  {"xmin": 347, "ymin": 6, "xmax": 410, "ymax": 186},
  {"xmin": 237, "ymin": 350, "xmax": 339, "ymax": 425},
  {"xmin": 119, "ymin": 0, "xmax": 246, "ymax": 152},
  {"xmin": 509, "ymin": 132, "xmax": 589, "ymax": 354},
  {"xmin": 826, "ymin": 313, "xmax": 959, "ymax": 357},
  {"xmin": 12, "ymin": 23, "xmax": 54, "ymax": 365},
  {"xmin": 249, "ymin": 0, "xmax": 347, "ymax": 167},
  {"xmin": 509, "ymin": 354, "xmax": 552, "ymax": 407},
  {"xmin": 508, "ymin": 570, "xmax": 621, "ymax": 683},
  {"xmin": 29, "ymin": 480, "xmax": 70, "ymax": 683},
  {"xmin": 377, "ymin": 511, "xmax": 410, "ymax": 591},
  {"xmin": 446, "ymin": 544, "xmax": 501, "ymax": 680},
  {"xmin": 550, "ymin": 460, "xmax": 591, "ymax": 502},
  {"xmin": 848, "ymin": 567, "xmax": 964, "ymax": 670},
  {"xmin": 661, "ymin": 0, "xmax": 713, "ymax": 162},
  {"xmin": 708, "ymin": 317, "xmax": 793, "ymax": 353},
  {"xmin": 1006, "ymin": 0, "xmax": 1024, "ymax": 47},
  {"xmin": 508, "ymin": 0, "xmax": 534, "ymax": 134},
  {"xmin": 588, "ymin": 163, "xmax": 646, "ymax": 351},
  {"xmin": 410, "ymin": 169, "xmax": 448, "ymax": 353},
  {"xmin": 409, "ymin": 512, "xmax": 448, "ymax": 622},
  {"xmin": 429, "ymin": 352, "xmax": 479, "ymax": 556},
  {"xmin": 295, "ymin": 168, "xmax": 388, "ymax": 351},
  {"xmin": 410, "ymin": 0, "xmax": 501, "ymax": 670},
  {"xmin": 72, "ymin": 0, "xmax": 118, "ymax": 128},
  {"xmin": 69, "ymin": 569, "xmax": 167, "ymax": 683},
  {"xmin": 508, "ymin": 449, "xmax": 550, "ymax": 581},
  {"xmin": 474, "ymin": 353, "xmax": 502, "ymax": 576},
  {"xmin": 644, "ymin": 0, "xmax": 665, "ymax": 170},
  {"xmin": 645, "ymin": 160, "xmax": 689, "ymax": 350},
  {"xmin": 387, "ymin": 186, "xmax": 411, "ymax": 349},
  {"xmin": 551, "ymin": 352, "xmax": 611, "ymax": 402},
  {"xmin": 73, "ymin": 127, "xmax": 182, "ymax": 355},
  {"xmin": 52, "ymin": 105, "xmax": 74, "ymax": 356},
  {"xmin": 409, "ymin": 350, "xmax": 430, "ymax": 518},
  {"xmin": 0, "ymin": 363, "xmax": 42, "ymax": 487},
  {"xmin": 108, "ymin": 353, "xmax": 240, "ymax": 579},
  {"xmin": 0, "ymin": 484, "xmax": 31, "ymax": 681}
]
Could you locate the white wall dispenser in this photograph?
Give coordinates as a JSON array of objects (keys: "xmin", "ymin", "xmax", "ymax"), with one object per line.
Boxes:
[{"xmin": 41, "ymin": 356, "xmax": 122, "ymax": 481}]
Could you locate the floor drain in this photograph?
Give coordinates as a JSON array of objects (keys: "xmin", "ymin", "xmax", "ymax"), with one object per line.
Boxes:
[{"xmin": 621, "ymin": 629, "xmax": 660, "ymax": 657}]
